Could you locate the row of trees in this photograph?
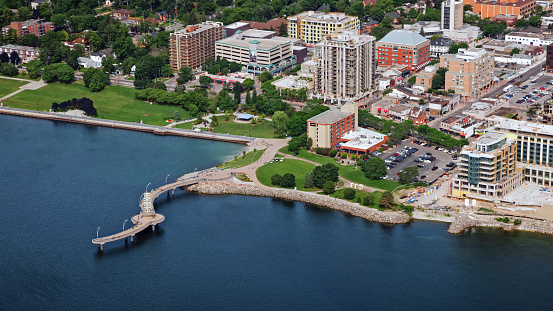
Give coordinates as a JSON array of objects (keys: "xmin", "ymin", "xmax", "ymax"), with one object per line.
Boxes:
[
  {"xmin": 271, "ymin": 173, "xmax": 296, "ymax": 188},
  {"xmin": 51, "ymin": 97, "xmax": 97, "ymax": 116}
]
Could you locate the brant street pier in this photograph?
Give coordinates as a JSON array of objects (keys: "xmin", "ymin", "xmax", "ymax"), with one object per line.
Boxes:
[{"xmin": 92, "ymin": 169, "xmax": 233, "ymax": 251}]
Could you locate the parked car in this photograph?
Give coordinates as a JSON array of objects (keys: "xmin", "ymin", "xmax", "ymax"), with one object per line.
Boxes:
[{"xmin": 432, "ymin": 166, "xmax": 438, "ymax": 171}]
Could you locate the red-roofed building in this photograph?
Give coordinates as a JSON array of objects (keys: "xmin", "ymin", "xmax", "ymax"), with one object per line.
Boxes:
[{"xmin": 145, "ymin": 17, "xmax": 160, "ymax": 24}]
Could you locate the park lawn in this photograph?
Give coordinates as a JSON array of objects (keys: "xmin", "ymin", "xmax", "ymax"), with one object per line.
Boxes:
[
  {"xmin": 279, "ymin": 147, "xmax": 400, "ymax": 190},
  {"xmin": 212, "ymin": 118, "xmax": 280, "ymax": 138},
  {"xmin": 3, "ymin": 82, "xmax": 189, "ymax": 126},
  {"xmin": 216, "ymin": 150, "xmax": 264, "ymax": 169},
  {"xmin": 0, "ymin": 78, "xmax": 28, "ymax": 98},
  {"xmin": 0, "ymin": 73, "xmax": 40, "ymax": 81},
  {"xmin": 256, "ymin": 159, "xmax": 316, "ymax": 191},
  {"xmin": 327, "ymin": 188, "xmax": 384, "ymax": 210}
]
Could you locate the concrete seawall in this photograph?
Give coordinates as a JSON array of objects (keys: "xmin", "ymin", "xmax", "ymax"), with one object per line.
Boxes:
[
  {"xmin": 447, "ymin": 213, "xmax": 553, "ymax": 235},
  {"xmin": 0, "ymin": 107, "xmax": 254, "ymax": 144},
  {"xmin": 187, "ymin": 180, "xmax": 412, "ymax": 225}
]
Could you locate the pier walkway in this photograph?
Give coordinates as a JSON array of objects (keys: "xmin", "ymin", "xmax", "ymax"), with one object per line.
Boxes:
[{"xmin": 91, "ymin": 169, "xmax": 233, "ymax": 250}]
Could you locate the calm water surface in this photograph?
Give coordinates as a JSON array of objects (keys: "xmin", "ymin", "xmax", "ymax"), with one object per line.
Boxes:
[{"xmin": 1, "ymin": 114, "xmax": 552, "ymax": 310}]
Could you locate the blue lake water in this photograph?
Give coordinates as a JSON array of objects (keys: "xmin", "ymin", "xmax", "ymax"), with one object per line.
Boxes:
[{"xmin": 1, "ymin": 114, "xmax": 553, "ymax": 310}]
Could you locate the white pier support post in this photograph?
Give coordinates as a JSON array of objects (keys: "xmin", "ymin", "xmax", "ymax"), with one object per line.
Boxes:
[
  {"xmin": 131, "ymin": 236, "xmax": 134, "ymax": 242},
  {"xmin": 152, "ymin": 225, "xmax": 155, "ymax": 231}
]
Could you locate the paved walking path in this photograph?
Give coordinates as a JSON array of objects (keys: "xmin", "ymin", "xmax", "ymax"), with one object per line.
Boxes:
[{"xmin": 0, "ymin": 78, "xmax": 47, "ymax": 101}]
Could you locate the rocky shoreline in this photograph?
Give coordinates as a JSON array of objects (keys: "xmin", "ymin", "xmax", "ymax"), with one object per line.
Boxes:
[
  {"xmin": 187, "ymin": 180, "xmax": 411, "ymax": 225},
  {"xmin": 188, "ymin": 180, "xmax": 553, "ymax": 236}
]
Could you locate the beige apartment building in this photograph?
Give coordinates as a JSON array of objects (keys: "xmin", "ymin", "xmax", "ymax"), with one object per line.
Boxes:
[
  {"xmin": 170, "ymin": 21, "xmax": 224, "ymax": 71},
  {"xmin": 215, "ymin": 34, "xmax": 296, "ymax": 75},
  {"xmin": 287, "ymin": 11, "xmax": 360, "ymax": 45},
  {"xmin": 415, "ymin": 65, "xmax": 436, "ymax": 90},
  {"xmin": 440, "ymin": 48, "xmax": 494, "ymax": 99},
  {"xmin": 452, "ymin": 132, "xmax": 524, "ymax": 198},
  {"xmin": 313, "ymin": 30, "xmax": 375, "ymax": 103}
]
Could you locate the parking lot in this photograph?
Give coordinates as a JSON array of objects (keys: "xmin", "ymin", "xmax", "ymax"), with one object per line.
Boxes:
[
  {"xmin": 379, "ymin": 140, "xmax": 455, "ymax": 183},
  {"xmin": 505, "ymin": 75, "xmax": 552, "ymax": 114}
]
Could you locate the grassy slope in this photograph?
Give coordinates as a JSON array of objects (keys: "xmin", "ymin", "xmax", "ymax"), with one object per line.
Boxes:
[
  {"xmin": 3, "ymin": 82, "xmax": 190, "ymax": 126},
  {"xmin": 279, "ymin": 147, "xmax": 399, "ymax": 191},
  {"xmin": 256, "ymin": 159, "xmax": 316, "ymax": 191},
  {"xmin": 0, "ymin": 78, "xmax": 28, "ymax": 98},
  {"xmin": 211, "ymin": 118, "xmax": 279, "ymax": 138},
  {"xmin": 217, "ymin": 150, "xmax": 264, "ymax": 169}
]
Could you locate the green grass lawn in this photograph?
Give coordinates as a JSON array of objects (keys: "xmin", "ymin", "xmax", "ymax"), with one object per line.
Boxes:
[
  {"xmin": 327, "ymin": 188, "xmax": 384, "ymax": 210},
  {"xmin": 0, "ymin": 73, "xmax": 40, "ymax": 81},
  {"xmin": 211, "ymin": 118, "xmax": 281, "ymax": 138},
  {"xmin": 279, "ymin": 147, "xmax": 400, "ymax": 190},
  {"xmin": 256, "ymin": 159, "xmax": 316, "ymax": 191},
  {"xmin": 3, "ymin": 82, "xmax": 190, "ymax": 126},
  {"xmin": 216, "ymin": 150, "xmax": 264, "ymax": 169},
  {"xmin": 0, "ymin": 78, "xmax": 29, "ymax": 98}
]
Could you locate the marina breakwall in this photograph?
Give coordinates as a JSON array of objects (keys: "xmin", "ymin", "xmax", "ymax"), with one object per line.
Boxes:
[
  {"xmin": 187, "ymin": 180, "xmax": 412, "ymax": 225},
  {"xmin": 447, "ymin": 213, "xmax": 553, "ymax": 235},
  {"xmin": 0, "ymin": 107, "xmax": 254, "ymax": 145}
]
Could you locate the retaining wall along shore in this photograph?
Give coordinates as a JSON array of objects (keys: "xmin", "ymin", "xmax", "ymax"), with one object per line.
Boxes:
[
  {"xmin": 447, "ymin": 213, "xmax": 553, "ymax": 235},
  {"xmin": 187, "ymin": 180, "xmax": 412, "ymax": 225},
  {"xmin": 0, "ymin": 107, "xmax": 253, "ymax": 144}
]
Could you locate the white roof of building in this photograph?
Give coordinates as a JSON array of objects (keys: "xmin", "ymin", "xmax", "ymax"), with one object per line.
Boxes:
[
  {"xmin": 378, "ymin": 30, "xmax": 428, "ymax": 46},
  {"xmin": 340, "ymin": 128, "xmax": 387, "ymax": 150},
  {"xmin": 224, "ymin": 22, "xmax": 250, "ymax": 29},
  {"xmin": 490, "ymin": 116, "xmax": 553, "ymax": 137}
]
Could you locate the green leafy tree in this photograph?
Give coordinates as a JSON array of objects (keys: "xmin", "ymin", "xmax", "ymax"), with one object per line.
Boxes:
[
  {"xmin": 102, "ymin": 56, "xmax": 115, "ymax": 74},
  {"xmin": 21, "ymin": 34, "xmax": 38, "ymax": 47},
  {"xmin": 343, "ymin": 188, "xmax": 356, "ymax": 200},
  {"xmin": 379, "ymin": 191, "xmax": 395, "ymax": 209},
  {"xmin": 363, "ymin": 194, "xmax": 375, "ymax": 206},
  {"xmin": 280, "ymin": 173, "xmax": 296, "ymax": 188},
  {"xmin": 399, "ymin": 167, "xmax": 419, "ymax": 184},
  {"xmin": 304, "ymin": 172, "xmax": 314, "ymax": 189},
  {"xmin": 271, "ymin": 174, "xmax": 282, "ymax": 185},
  {"xmin": 242, "ymin": 78, "xmax": 255, "ymax": 91},
  {"xmin": 311, "ymin": 163, "xmax": 339, "ymax": 188},
  {"xmin": 177, "ymin": 66, "xmax": 193, "ymax": 84},
  {"xmin": 258, "ymin": 71, "xmax": 273, "ymax": 83},
  {"xmin": 408, "ymin": 8, "xmax": 417, "ymax": 18},
  {"xmin": 26, "ymin": 60, "xmax": 43, "ymax": 79},
  {"xmin": 85, "ymin": 31, "xmax": 102, "ymax": 52},
  {"xmin": 322, "ymin": 181, "xmax": 335, "ymax": 195},
  {"xmin": 174, "ymin": 111, "xmax": 181, "ymax": 121},
  {"xmin": 510, "ymin": 47, "xmax": 521, "ymax": 55},
  {"xmin": 529, "ymin": 15, "xmax": 541, "ymax": 27},
  {"xmin": 272, "ymin": 111, "xmax": 289, "ymax": 135},
  {"xmin": 449, "ymin": 42, "xmax": 469, "ymax": 54},
  {"xmin": 278, "ymin": 22, "xmax": 287, "ymax": 36},
  {"xmin": 362, "ymin": 157, "xmax": 387, "ymax": 180},
  {"xmin": 199, "ymin": 75, "xmax": 213, "ymax": 87},
  {"xmin": 432, "ymin": 67, "xmax": 448, "ymax": 90}
]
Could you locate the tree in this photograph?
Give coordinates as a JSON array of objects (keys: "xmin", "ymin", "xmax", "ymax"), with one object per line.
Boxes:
[
  {"xmin": 102, "ymin": 56, "xmax": 115, "ymax": 74},
  {"xmin": 408, "ymin": 76, "xmax": 416, "ymax": 84},
  {"xmin": 363, "ymin": 194, "xmax": 375, "ymax": 206},
  {"xmin": 83, "ymin": 68, "xmax": 109, "ymax": 92},
  {"xmin": 9, "ymin": 51, "xmax": 19, "ymax": 64},
  {"xmin": 271, "ymin": 174, "xmax": 282, "ymax": 185},
  {"xmin": 199, "ymin": 75, "xmax": 213, "ymax": 87},
  {"xmin": 449, "ymin": 42, "xmax": 468, "ymax": 54},
  {"xmin": 258, "ymin": 71, "xmax": 273, "ymax": 83},
  {"xmin": 343, "ymin": 188, "xmax": 356, "ymax": 200},
  {"xmin": 280, "ymin": 173, "xmax": 296, "ymax": 188},
  {"xmin": 432, "ymin": 67, "xmax": 448, "ymax": 90},
  {"xmin": 322, "ymin": 181, "xmax": 335, "ymax": 195},
  {"xmin": 85, "ymin": 31, "xmax": 102, "ymax": 52},
  {"xmin": 398, "ymin": 167, "xmax": 419, "ymax": 184},
  {"xmin": 177, "ymin": 66, "xmax": 193, "ymax": 84},
  {"xmin": 379, "ymin": 191, "xmax": 395, "ymax": 209},
  {"xmin": 0, "ymin": 63, "xmax": 18, "ymax": 76},
  {"xmin": 229, "ymin": 62, "xmax": 242, "ymax": 72},
  {"xmin": 307, "ymin": 137, "xmax": 313, "ymax": 150},
  {"xmin": 21, "ymin": 34, "xmax": 39, "ymax": 47},
  {"xmin": 304, "ymin": 172, "xmax": 314, "ymax": 189},
  {"xmin": 510, "ymin": 47, "xmax": 521, "ymax": 55},
  {"xmin": 408, "ymin": 8, "xmax": 417, "ymax": 18},
  {"xmin": 0, "ymin": 52, "xmax": 9, "ymax": 63},
  {"xmin": 529, "ymin": 15, "xmax": 541, "ymax": 27},
  {"xmin": 311, "ymin": 163, "xmax": 339, "ymax": 188},
  {"xmin": 278, "ymin": 22, "xmax": 287, "ymax": 36},
  {"xmin": 242, "ymin": 78, "xmax": 255, "ymax": 91},
  {"xmin": 463, "ymin": 4, "xmax": 473, "ymax": 11},
  {"xmin": 174, "ymin": 111, "xmax": 181, "ymax": 121},
  {"xmin": 362, "ymin": 157, "xmax": 387, "ymax": 180},
  {"xmin": 112, "ymin": 36, "xmax": 136, "ymax": 61},
  {"xmin": 272, "ymin": 111, "xmax": 289, "ymax": 135},
  {"xmin": 26, "ymin": 60, "xmax": 43, "ymax": 79}
]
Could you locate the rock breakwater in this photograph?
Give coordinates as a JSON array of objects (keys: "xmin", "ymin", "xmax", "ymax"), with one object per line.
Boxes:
[
  {"xmin": 447, "ymin": 213, "xmax": 553, "ymax": 235},
  {"xmin": 187, "ymin": 180, "xmax": 411, "ymax": 225}
]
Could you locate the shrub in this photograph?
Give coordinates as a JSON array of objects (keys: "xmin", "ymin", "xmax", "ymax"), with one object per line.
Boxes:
[
  {"xmin": 343, "ymin": 188, "xmax": 356, "ymax": 200},
  {"xmin": 329, "ymin": 149, "xmax": 338, "ymax": 157},
  {"xmin": 252, "ymin": 118, "xmax": 257, "ymax": 124},
  {"xmin": 322, "ymin": 181, "xmax": 335, "ymax": 194},
  {"xmin": 315, "ymin": 147, "xmax": 331, "ymax": 156},
  {"xmin": 350, "ymin": 154, "xmax": 357, "ymax": 160},
  {"xmin": 494, "ymin": 217, "xmax": 510, "ymax": 223},
  {"xmin": 341, "ymin": 152, "xmax": 348, "ymax": 159},
  {"xmin": 379, "ymin": 191, "xmax": 394, "ymax": 209},
  {"xmin": 514, "ymin": 219, "xmax": 522, "ymax": 225},
  {"xmin": 271, "ymin": 174, "xmax": 282, "ymax": 185},
  {"xmin": 280, "ymin": 173, "xmax": 296, "ymax": 188}
]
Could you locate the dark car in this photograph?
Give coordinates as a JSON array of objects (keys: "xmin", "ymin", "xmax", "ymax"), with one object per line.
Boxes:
[
  {"xmin": 426, "ymin": 152, "xmax": 432, "ymax": 156},
  {"xmin": 432, "ymin": 166, "xmax": 438, "ymax": 171},
  {"xmin": 417, "ymin": 164, "xmax": 425, "ymax": 168},
  {"xmin": 430, "ymin": 157, "xmax": 436, "ymax": 161},
  {"xmin": 446, "ymin": 162, "xmax": 456, "ymax": 167},
  {"xmin": 420, "ymin": 175, "xmax": 427, "ymax": 179}
]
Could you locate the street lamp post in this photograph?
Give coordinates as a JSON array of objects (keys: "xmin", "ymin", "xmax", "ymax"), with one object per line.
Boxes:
[
  {"xmin": 123, "ymin": 219, "xmax": 128, "ymax": 231},
  {"xmin": 165, "ymin": 174, "xmax": 170, "ymax": 184},
  {"xmin": 146, "ymin": 182, "xmax": 151, "ymax": 193},
  {"xmin": 96, "ymin": 226, "xmax": 101, "ymax": 238}
]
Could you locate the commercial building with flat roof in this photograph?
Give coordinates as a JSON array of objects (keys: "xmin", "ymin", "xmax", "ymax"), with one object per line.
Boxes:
[
  {"xmin": 307, "ymin": 102, "xmax": 358, "ymax": 149},
  {"xmin": 376, "ymin": 30, "xmax": 431, "ymax": 73},
  {"xmin": 452, "ymin": 132, "xmax": 524, "ymax": 198},
  {"xmin": 313, "ymin": 30, "xmax": 375, "ymax": 103},
  {"xmin": 287, "ymin": 11, "xmax": 360, "ymax": 45},
  {"xmin": 215, "ymin": 33, "xmax": 296, "ymax": 75},
  {"xmin": 339, "ymin": 128, "xmax": 389, "ymax": 155},
  {"xmin": 440, "ymin": 48, "xmax": 494, "ymax": 99},
  {"xmin": 465, "ymin": 0, "xmax": 536, "ymax": 18},
  {"xmin": 170, "ymin": 21, "xmax": 224, "ymax": 71}
]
